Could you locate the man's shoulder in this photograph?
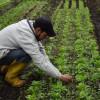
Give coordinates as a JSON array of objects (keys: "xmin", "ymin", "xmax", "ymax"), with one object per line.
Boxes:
[
  {"xmin": 16, "ymin": 19, "xmax": 32, "ymax": 32},
  {"xmin": 17, "ymin": 19, "xmax": 34, "ymax": 24},
  {"xmin": 17, "ymin": 19, "xmax": 27, "ymax": 25}
]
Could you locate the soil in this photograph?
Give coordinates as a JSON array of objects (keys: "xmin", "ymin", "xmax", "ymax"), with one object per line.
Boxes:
[
  {"xmin": 0, "ymin": 0, "xmax": 62, "ymax": 100},
  {"xmin": 87, "ymin": 0, "xmax": 100, "ymax": 51}
]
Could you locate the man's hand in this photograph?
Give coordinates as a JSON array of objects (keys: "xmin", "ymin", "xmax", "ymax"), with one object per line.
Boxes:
[{"xmin": 59, "ymin": 74, "xmax": 73, "ymax": 83}]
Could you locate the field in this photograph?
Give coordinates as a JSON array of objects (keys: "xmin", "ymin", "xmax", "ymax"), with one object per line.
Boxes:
[{"xmin": 0, "ymin": 0, "xmax": 100, "ymax": 100}]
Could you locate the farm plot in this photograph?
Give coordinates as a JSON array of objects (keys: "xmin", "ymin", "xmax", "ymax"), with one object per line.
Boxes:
[
  {"xmin": 0, "ymin": 0, "xmax": 100, "ymax": 100},
  {"xmin": 26, "ymin": 0, "xmax": 100, "ymax": 100}
]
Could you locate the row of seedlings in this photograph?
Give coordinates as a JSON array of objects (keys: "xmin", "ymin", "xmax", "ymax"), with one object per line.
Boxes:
[
  {"xmin": 0, "ymin": 0, "xmax": 22, "ymax": 16},
  {"xmin": 67, "ymin": 1, "xmax": 100, "ymax": 99},
  {"xmin": 27, "ymin": 0, "xmax": 69, "ymax": 100},
  {"xmin": 42, "ymin": 1, "xmax": 75, "ymax": 99}
]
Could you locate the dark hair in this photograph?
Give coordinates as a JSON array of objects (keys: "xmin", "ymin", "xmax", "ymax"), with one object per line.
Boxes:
[{"xmin": 33, "ymin": 16, "xmax": 56, "ymax": 37}]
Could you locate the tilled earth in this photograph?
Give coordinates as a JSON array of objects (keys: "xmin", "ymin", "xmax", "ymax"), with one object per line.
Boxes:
[{"xmin": 87, "ymin": 0, "xmax": 100, "ymax": 51}]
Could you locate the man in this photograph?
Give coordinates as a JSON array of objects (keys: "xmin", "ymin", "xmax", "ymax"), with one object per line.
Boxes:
[{"xmin": 0, "ymin": 16, "xmax": 73, "ymax": 87}]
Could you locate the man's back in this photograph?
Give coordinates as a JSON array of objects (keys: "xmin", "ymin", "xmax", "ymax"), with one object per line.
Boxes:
[{"xmin": 0, "ymin": 19, "xmax": 34, "ymax": 50}]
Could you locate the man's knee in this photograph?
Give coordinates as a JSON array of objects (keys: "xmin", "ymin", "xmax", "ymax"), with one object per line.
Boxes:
[{"xmin": 0, "ymin": 49, "xmax": 32, "ymax": 65}]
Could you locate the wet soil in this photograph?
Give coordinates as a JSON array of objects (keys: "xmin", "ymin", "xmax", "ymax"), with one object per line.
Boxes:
[
  {"xmin": 0, "ymin": 0, "xmax": 62, "ymax": 100},
  {"xmin": 87, "ymin": 0, "xmax": 100, "ymax": 51}
]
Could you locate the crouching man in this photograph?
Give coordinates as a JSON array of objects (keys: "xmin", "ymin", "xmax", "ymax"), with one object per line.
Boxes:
[{"xmin": 0, "ymin": 16, "xmax": 73, "ymax": 87}]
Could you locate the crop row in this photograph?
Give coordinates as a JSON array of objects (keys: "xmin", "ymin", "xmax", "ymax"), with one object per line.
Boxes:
[
  {"xmin": 0, "ymin": 0, "xmax": 22, "ymax": 16},
  {"xmin": 0, "ymin": 0, "xmax": 12, "ymax": 9},
  {"xmin": 73, "ymin": 2, "xmax": 100, "ymax": 99},
  {"xmin": 61, "ymin": 1, "xmax": 100, "ymax": 99}
]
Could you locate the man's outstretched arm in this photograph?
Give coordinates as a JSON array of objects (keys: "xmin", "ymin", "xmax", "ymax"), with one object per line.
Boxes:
[
  {"xmin": 17, "ymin": 31, "xmax": 73, "ymax": 83},
  {"xmin": 38, "ymin": 42, "xmax": 73, "ymax": 82}
]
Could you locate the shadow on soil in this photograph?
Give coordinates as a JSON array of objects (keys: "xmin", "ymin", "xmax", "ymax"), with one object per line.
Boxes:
[{"xmin": 87, "ymin": 0, "xmax": 100, "ymax": 51}]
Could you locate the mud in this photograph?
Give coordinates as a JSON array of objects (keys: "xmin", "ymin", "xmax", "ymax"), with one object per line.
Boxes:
[{"xmin": 87, "ymin": 0, "xmax": 100, "ymax": 50}]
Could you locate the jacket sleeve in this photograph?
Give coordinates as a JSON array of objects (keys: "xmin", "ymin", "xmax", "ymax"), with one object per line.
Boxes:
[{"xmin": 16, "ymin": 31, "xmax": 62, "ymax": 78}]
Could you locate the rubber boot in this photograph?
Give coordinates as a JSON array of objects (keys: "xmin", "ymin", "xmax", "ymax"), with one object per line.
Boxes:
[
  {"xmin": 0, "ymin": 60, "xmax": 16, "ymax": 74},
  {"xmin": 5, "ymin": 61, "xmax": 27, "ymax": 87}
]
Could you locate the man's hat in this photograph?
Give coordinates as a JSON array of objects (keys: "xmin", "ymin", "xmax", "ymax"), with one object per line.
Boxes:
[{"xmin": 34, "ymin": 16, "xmax": 56, "ymax": 37}]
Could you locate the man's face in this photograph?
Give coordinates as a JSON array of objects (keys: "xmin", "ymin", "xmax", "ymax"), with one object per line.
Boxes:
[{"xmin": 34, "ymin": 27, "xmax": 48, "ymax": 41}]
